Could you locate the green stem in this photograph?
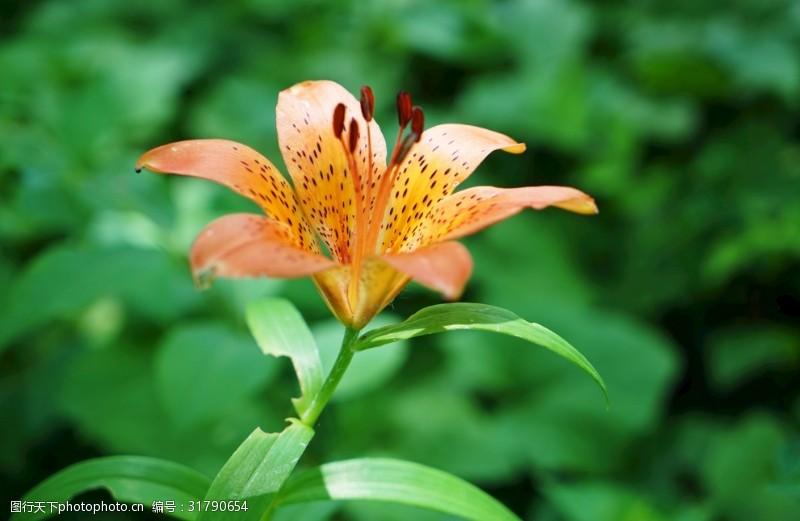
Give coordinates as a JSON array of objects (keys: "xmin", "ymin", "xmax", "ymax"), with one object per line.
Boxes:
[{"xmin": 300, "ymin": 326, "xmax": 360, "ymax": 426}]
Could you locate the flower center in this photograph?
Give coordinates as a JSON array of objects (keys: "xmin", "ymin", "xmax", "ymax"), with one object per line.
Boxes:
[{"xmin": 331, "ymin": 87, "xmax": 425, "ymax": 309}]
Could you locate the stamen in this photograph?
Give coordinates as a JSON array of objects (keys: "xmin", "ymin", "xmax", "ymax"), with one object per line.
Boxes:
[
  {"xmin": 338, "ymin": 116, "xmax": 362, "ymax": 259},
  {"xmin": 333, "ymin": 103, "xmax": 346, "ymax": 139},
  {"xmin": 411, "ymin": 106, "xmax": 424, "ymax": 142},
  {"xmin": 360, "ymin": 86, "xmax": 375, "ymax": 121},
  {"xmin": 332, "ymin": 103, "xmax": 361, "ymax": 266},
  {"xmin": 348, "ymin": 118, "xmax": 360, "ymax": 153},
  {"xmin": 393, "ymin": 107, "xmax": 425, "ymax": 164},
  {"xmin": 361, "ymin": 91, "xmax": 376, "ymax": 262},
  {"xmin": 396, "ymin": 91, "xmax": 412, "ymax": 128},
  {"xmin": 344, "ymin": 114, "xmax": 365, "ymax": 311},
  {"xmin": 366, "ymin": 97, "xmax": 425, "ymax": 254}
]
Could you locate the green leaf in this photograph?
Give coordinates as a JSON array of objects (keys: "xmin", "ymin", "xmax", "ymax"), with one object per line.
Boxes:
[
  {"xmin": 57, "ymin": 345, "xmax": 171, "ymax": 456},
  {"xmin": 706, "ymin": 324, "xmax": 800, "ymax": 392},
  {"xmin": 0, "ymin": 246, "xmax": 197, "ymax": 352},
  {"xmin": 543, "ymin": 480, "xmax": 668, "ymax": 521},
  {"xmin": 356, "ymin": 303, "xmax": 607, "ymax": 404},
  {"xmin": 12, "ymin": 456, "xmax": 210, "ymax": 521},
  {"xmin": 700, "ymin": 414, "xmax": 794, "ymax": 519},
  {"xmin": 457, "ymin": 306, "xmax": 674, "ymax": 474},
  {"xmin": 276, "ymin": 458, "xmax": 520, "ymax": 521},
  {"xmin": 155, "ymin": 322, "xmax": 276, "ymax": 429},
  {"xmin": 770, "ymin": 439, "xmax": 800, "ymax": 501},
  {"xmin": 246, "ymin": 298, "xmax": 323, "ymax": 418},
  {"xmin": 199, "ymin": 421, "xmax": 314, "ymax": 521}
]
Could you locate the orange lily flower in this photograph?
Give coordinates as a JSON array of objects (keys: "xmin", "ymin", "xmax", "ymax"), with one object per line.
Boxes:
[{"xmin": 136, "ymin": 80, "xmax": 596, "ymax": 329}]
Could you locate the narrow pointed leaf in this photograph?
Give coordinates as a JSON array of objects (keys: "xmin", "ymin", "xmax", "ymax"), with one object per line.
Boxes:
[
  {"xmin": 356, "ymin": 303, "xmax": 607, "ymax": 404},
  {"xmin": 199, "ymin": 422, "xmax": 314, "ymax": 521},
  {"xmin": 275, "ymin": 458, "xmax": 520, "ymax": 521},
  {"xmin": 246, "ymin": 297, "xmax": 323, "ymax": 417},
  {"xmin": 12, "ymin": 456, "xmax": 210, "ymax": 521}
]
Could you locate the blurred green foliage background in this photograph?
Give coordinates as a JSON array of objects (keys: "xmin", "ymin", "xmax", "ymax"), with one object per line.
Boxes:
[{"xmin": 1, "ymin": 0, "xmax": 799, "ymax": 519}]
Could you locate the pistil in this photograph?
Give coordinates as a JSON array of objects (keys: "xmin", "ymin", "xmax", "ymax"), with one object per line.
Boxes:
[{"xmin": 356, "ymin": 86, "xmax": 375, "ymax": 268}]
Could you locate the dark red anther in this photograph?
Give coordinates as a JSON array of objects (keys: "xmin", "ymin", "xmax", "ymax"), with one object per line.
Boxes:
[
  {"xmin": 396, "ymin": 91, "xmax": 412, "ymax": 128},
  {"xmin": 360, "ymin": 85, "xmax": 375, "ymax": 122},
  {"xmin": 410, "ymin": 106, "xmax": 424, "ymax": 142},
  {"xmin": 348, "ymin": 118, "xmax": 360, "ymax": 153},
  {"xmin": 333, "ymin": 103, "xmax": 346, "ymax": 139}
]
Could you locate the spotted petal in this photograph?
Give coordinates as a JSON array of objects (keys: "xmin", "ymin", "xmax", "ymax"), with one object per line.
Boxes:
[
  {"xmin": 379, "ymin": 124, "xmax": 525, "ymax": 252},
  {"xmin": 421, "ymin": 186, "xmax": 598, "ymax": 245},
  {"xmin": 277, "ymin": 80, "xmax": 387, "ymax": 262},
  {"xmin": 380, "ymin": 241, "xmax": 473, "ymax": 300},
  {"xmin": 190, "ymin": 213, "xmax": 336, "ymax": 286},
  {"xmin": 136, "ymin": 139, "xmax": 317, "ymax": 252}
]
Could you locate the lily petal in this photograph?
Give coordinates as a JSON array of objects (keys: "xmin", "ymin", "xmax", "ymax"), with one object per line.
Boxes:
[
  {"xmin": 190, "ymin": 213, "xmax": 336, "ymax": 285},
  {"xmin": 418, "ymin": 186, "xmax": 597, "ymax": 246},
  {"xmin": 380, "ymin": 124, "xmax": 525, "ymax": 252},
  {"xmin": 380, "ymin": 241, "xmax": 473, "ymax": 300},
  {"xmin": 277, "ymin": 80, "xmax": 388, "ymax": 262},
  {"xmin": 136, "ymin": 139, "xmax": 318, "ymax": 252}
]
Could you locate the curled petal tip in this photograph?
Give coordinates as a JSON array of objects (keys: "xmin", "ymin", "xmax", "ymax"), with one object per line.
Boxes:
[
  {"xmin": 441, "ymin": 284, "xmax": 465, "ymax": 301},
  {"xmin": 134, "ymin": 147, "xmax": 166, "ymax": 174},
  {"xmin": 558, "ymin": 195, "xmax": 598, "ymax": 215},
  {"xmin": 134, "ymin": 155, "xmax": 147, "ymax": 173},
  {"xmin": 505, "ymin": 142, "xmax": 526, "ymax": 154},
  {"xmin": 192, "ymin": 266, "xmax": 217, "ymax": 290}
]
